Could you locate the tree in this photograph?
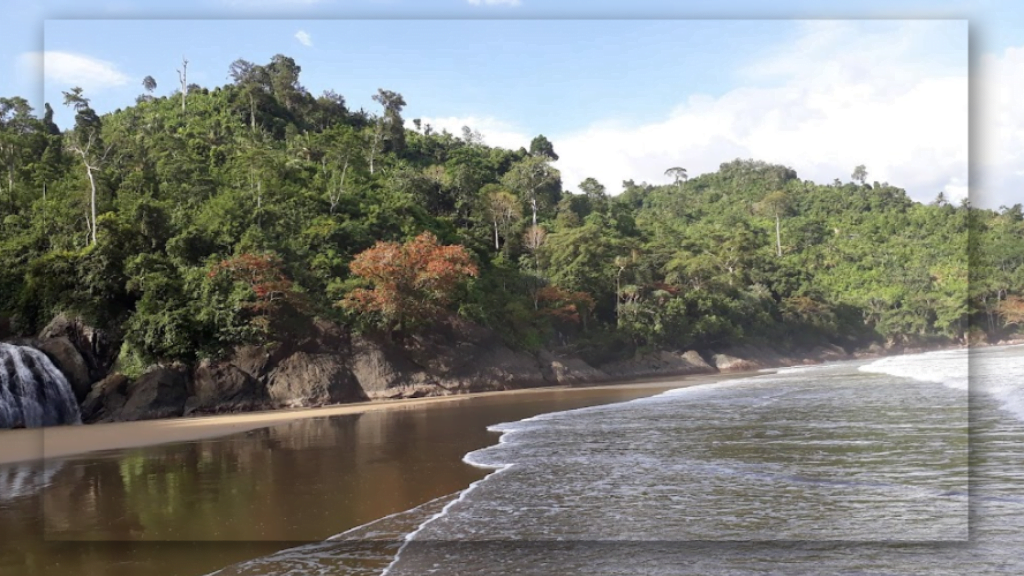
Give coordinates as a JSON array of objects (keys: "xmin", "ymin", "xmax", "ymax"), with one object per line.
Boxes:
[
  {"xmin": 501, "ymin": 154, "xmax": 560, "ymax": 227},
  {"xmin": 664, "ymin": 166, "xmax": 688, "ymax": 191},
  {"xmin": 368, "ymin": 88, "xmax": 407, "ymax": 173},
  {"xmin": 529, "ymin": 134, "xmax": 558, "ymax": 161},
  {"xmin": 852, "ymin": 164, "xmax": 868, "ymax": 185},
  {"xmin": 758, "ymin": 190, "xmax": 791, "ymax": 257},
  {"xmin": 208, "ymin": 252, "xmax": 297, "ymax": 334},
  {"xmin": 339, "ymin": 232, "xmax": 478, "ymax": 333},
  {"xmin": 142, "ymin": 75, "xmax": 157, "ymax": 94},
  {"xmin": 177, "ymin": 57, "xmax": 189, "ymax": 113},
  {"xmin": 0, "ymin": 97, "xmax": 38, "ymax": 213},
  {"xmin": 482, "ymin": 185, "xmax": 521, "ymax": 251},
  {"xmin": 62, "ymin": 87, "xmax": 111, "ymax": 245}
]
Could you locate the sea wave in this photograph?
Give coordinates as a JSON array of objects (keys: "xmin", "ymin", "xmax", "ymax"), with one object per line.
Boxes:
[{"xmin": 858, "ymin": 348, "xmax": 968, "ymax": 390}]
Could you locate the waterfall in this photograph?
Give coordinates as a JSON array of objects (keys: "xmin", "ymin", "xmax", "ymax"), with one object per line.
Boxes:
[{"xmin": 0, "ymin": 342, "xmax": 82, "ymax": 428}]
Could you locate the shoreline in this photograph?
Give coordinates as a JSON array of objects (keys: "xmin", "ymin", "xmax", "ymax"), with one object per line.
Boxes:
[
  {"xmin": 2, "ymin": 341, "xmax": 1005, "ymax": 467},
  {"xmin": 0, "ymin": 374, "xmax": 724, "ymax": 466}
]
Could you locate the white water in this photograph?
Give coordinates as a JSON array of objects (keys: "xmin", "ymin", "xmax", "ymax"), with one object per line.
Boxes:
[{"xmin": 0, "ymin": 342, "xmax": 81, "ymax": 428}]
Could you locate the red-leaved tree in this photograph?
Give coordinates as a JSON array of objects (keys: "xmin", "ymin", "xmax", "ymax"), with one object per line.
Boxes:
[
  {"xmin": 208, "ymin": 252, "xmax": 297, "ymax": 333},
  {"xmin": 536, "ymin": 285, "xmax": 596, "ymax": 331},
  {"xmin": 339, "ymin": 232, "xmax": 478, "ymax": 333}
]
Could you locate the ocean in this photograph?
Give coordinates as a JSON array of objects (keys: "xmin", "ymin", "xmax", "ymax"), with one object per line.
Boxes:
[{"xmin": 210, "ymin": 345, "xmax": 1024, "ymax": 575}]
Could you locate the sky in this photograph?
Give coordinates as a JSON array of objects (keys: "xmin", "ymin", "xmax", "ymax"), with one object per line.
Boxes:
[{"xmin": 0, "ymin": 1, "xmax": 1021, "ymax": 209}]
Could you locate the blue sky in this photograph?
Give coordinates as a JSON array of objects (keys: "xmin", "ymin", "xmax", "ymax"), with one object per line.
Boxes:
[{"xmin": 1, "ymin": 1, "xmax": 1022, "ymax": 208}]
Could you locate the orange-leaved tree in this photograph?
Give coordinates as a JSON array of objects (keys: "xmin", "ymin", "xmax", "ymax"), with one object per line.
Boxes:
[
  {"xmin": 339, "ymin": 232, "xmax": 478, "ymax": 333},
  {"xmin": 208, "ymin": 252, "xmax": 298, "ymax": 334},
  {"xmin": 536, "ymin": 285, "xmax": 596, "ymax": 331}
]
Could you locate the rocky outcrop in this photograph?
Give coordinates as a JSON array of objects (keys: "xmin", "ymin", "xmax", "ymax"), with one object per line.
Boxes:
[
  {"xmin": 39, "ymin": 315, "xmax": 117, "ymax": 383},
  {"xmin": 118, "ymin": 366, "xmax": 190, "ymax": 422},
  {"xmin": 709, "ymin": 353, "xmax": 763, "ymax": 373},
  {"xmin": 267, "ymin": 352, "xmax": 366, "ymax": 407},
  {"xmin": 538, "ymin": 350, "xmax": 609, "ymax": 385},
  {"xmin": 80, "ymin": 373, "xmax": 130, "ymax": 423},
  {"xmin": 36, "ymin": 337, "xmax": 91, "ymax": 402},
  {"xmin": 599, "ymin": 350, "xmax": 716, "ymax": 380},
  {"xmin": 186, "ymin": 361, "xmax": 269, "ymax": 415},
  {"xmin": 349, "ymin": 318, "xmax": 554, "ymax": 400},
  {"xmin": 349, "ymin": 334, "xmax": 430, "ymax": 398}
]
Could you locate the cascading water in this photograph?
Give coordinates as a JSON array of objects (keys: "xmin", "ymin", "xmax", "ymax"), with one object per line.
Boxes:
[{"xmin": 0, "ymin": 342, "xmax": 81, "ymax": 428}]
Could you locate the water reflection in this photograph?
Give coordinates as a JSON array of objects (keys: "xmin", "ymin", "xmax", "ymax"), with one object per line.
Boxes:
[{"xmin": 0, "ymin": 384, "xmax": 674, "ymax": 576}]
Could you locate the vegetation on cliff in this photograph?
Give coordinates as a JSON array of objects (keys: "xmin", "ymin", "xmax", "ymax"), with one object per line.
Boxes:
[{"xmin": 0, "ymin": 55, "xmax": 1020, "ymax": 368}]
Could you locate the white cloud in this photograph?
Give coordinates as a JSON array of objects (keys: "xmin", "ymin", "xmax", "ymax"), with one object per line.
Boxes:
[
  {"xmin": 545, "ymin": 21, "xmax": 970, "ymax": 205},
  {"xmin": 20, "ymin": 51, "xmax": 130, "ymax": 92},
  {"xmin": 295, "ymin": 29, "xmax": 313, "ymax": 47},
  {"xmin": 976, "ymin": 45, "xmax": 1024, "ymax": 209},
  {"xmin": 467, "ymin": 0, "xmax": 522, "ymax": 6},
  {"xmin": 415, "ymin": 115, "xmax": 531, "ymax": 152}
]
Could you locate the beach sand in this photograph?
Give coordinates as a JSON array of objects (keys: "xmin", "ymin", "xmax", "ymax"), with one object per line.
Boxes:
[{"xmin": 0, "ymin": 378, "xmax": 711, "ymax": 466}]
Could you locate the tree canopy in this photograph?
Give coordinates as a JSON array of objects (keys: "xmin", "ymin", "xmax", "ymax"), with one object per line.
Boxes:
[{"xmin": 0, "ymin": 54, "xmax": 1015, "ymax": 368}]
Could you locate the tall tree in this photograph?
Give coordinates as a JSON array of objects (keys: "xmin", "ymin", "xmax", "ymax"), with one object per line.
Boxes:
[
  {"xmin": 529, "ymin": 134, "xmax": 558, "ymax": 161},
  {"xmin": 482, "ymin": 185, "xmax": 521, "ymax": 251},
  {"xmin": 501, "ymin": 154, "xmax": 560, "ymax": 227},
  {"xmin": 664, "ymin": 166, "xmax": 688, "ymax": 191},
  {"xmin": 176, "ymin": 57, "xmax": 189, "ymax": 113},
  {"xmin": 758, "ymin": 190, "xmax": 791, "ymax": 258},
  {"xmin": 367, "ymin": 88, "xmax": 407, "ymax": 174},
  {"xmin": 62, "ymin": 87, "xmax": 110, "ymax": 245},
  {"xmin": 852, "ymin": 164, "xmax": 868, "ymax": 185}
]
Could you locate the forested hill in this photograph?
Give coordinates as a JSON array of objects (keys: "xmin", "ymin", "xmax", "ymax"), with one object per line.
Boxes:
[{"xmin": 0, "ymin": 54, "xmax": 1021, "ymax": 370}]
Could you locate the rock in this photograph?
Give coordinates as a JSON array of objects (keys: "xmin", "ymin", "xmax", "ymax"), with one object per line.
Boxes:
[
  {"xmin": 710, "ymin": 353, "xmax": 761, "ymax": 373},
  {"xmin": 229, "ymin": 345, "xmax": 273, "ymax": 383},
  {"xmin": 39, "ymin": 315, "xmax": 117, "ymax": 382},
  {"xmin": 267, "ymin": 352, "xmax": 366, "ymax": 407},
  {"xmin": 599, "ymin": 349, "xmax": 716, "ymax": 379},
  {"xmin": 35, "ymin": 337, "xmax": 91, "ymax": 402},
  {"xmin": 80, "ymin": 373, "xmax": 129, "ymax": 423},
  {"xmin": 679, "ymin": 350, "xmax": 716, "ymax": 372},
  {"xmin": 538, "ymin": 351, "xmax": 610, "ymax": 385},
  {"xmin": 446, "ymin": 344, "xmax": 549, "ymax": 391},
  {"xmin": 118, "ymin": 366, "xmax": 190, "ymax": 422},
  {"xmin": 809, "ymin": 344, "xmax": 850, "ymax": 362},
  {"xmin": 349, "ymin": 335, "xmax": 429, "ymax": 398},
  {"xmin": 187, "ymin": 361, "xmax": 268, "ymax": 415}
]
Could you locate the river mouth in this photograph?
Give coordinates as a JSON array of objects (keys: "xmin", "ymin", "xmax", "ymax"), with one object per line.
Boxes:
[{"xmin": 0, "ymin": 379, "xmax": 697, "ymax": 576}]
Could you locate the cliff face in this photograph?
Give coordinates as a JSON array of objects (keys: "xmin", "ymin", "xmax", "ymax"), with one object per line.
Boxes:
[{"xmin": 5, "ymin": 313, "xmax": 962, "ymax": 427}]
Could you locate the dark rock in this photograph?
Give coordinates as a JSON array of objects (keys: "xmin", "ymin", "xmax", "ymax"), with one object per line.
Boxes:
[
  {"xmin": 710, "ymin": 353, "xmax": 762, "ymax": 373},
  {"xmin": 35, "ymin": 337, "xmax": 91, "ymax": 402},
  {"xmin": 538, "ymin": 351, "xmax": 609, "ymax": 385},
  {"xmin": 349, "ymin": 334, "xmax": 433, "ymax": 399},
  {"xmin": 267, "ymin": 352, "xmax": 367, "ymax": 407},
  {"xmin": 230, "ymin": 345, "xmax": 273, "ymax": 383},
  {"xmin": 600, "ymin": 349, "xmax": 717, "ymax": 379},
  {"xmin": 445, "ymin": 344, "xmax": 550, "ymax": 391},
  {"xmin": 118, "ymin": 366, "xmax": 190, "ymax": 421},
  {"xmin": 187, "ymin": 361, "xmax": 268, "ymax": 415},
  {"xmin": 80, "ymin": 373, "xmax": 129, "ymax": 423},
  {"xmin": 39, "ymin": 315, "xmax": 117, "ymax": 382}
]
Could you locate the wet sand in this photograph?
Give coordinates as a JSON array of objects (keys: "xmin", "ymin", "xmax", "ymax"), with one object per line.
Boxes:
[{"xmin": 1, "ymin": 376, "xmax": 721, "ymax": 466}]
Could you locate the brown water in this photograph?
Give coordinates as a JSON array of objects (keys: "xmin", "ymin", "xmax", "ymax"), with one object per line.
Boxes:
[{"xmin": 0, "ymin": 381, "xmax": 687, "ymax": 576}]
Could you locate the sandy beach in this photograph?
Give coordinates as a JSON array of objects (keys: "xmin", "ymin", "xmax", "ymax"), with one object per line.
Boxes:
[{"xmin": 0, "ymin": 377, "xmax": 711, "ymax": 466}]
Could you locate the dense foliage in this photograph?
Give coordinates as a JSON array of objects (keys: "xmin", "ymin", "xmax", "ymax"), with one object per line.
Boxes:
[{"xmin": 0, "ymin": 55, "xmax": 1019, "ymax": 366}]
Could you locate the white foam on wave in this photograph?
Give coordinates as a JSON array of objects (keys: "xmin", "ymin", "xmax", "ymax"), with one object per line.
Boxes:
[
  {"xmin": 971, "ymin": 346, "xmax": 1024, "ymax": 422},
  {"xmin": 858, "ymin": 348, "xmax": 968, "ymax": 390}
]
